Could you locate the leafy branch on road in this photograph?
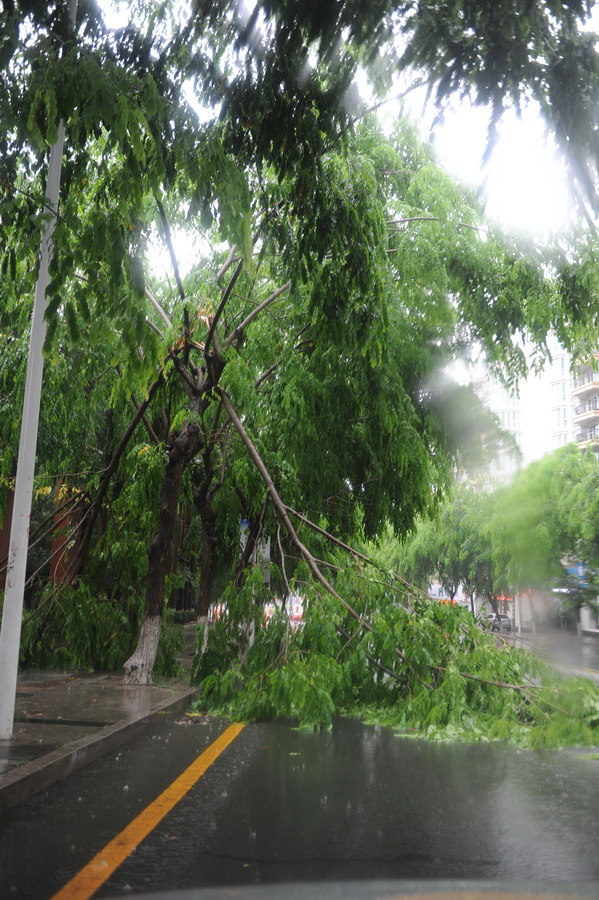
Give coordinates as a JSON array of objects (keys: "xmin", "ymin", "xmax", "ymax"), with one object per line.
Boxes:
[{"xmin": 192, "ymin": 536, "xmax": 599, "ymax": 749}]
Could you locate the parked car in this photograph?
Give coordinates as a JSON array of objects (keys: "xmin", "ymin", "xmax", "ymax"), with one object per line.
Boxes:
[{"xmin": 487, "ymin": 613, "xmax": 512, "ymax": 633}]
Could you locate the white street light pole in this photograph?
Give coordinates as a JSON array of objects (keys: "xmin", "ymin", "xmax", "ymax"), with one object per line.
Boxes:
[{"xmin": 0, "ymin": 0, "xmax": 78, "ymax": 740}]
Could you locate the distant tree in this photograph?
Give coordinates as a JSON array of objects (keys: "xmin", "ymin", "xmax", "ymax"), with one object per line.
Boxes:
[
  {"xmin": 399, "ymin": 487, "xmax": 479, "ymax": 604},
  {"xmin": 488, "ymin": 449, "xmax": 575, "ymax": 595},
  {"xmin": 559, "ymin": 446, "xmax": 599, "ymax": 570},
  {"xmin": 483, "ymin": 446, "xmax": 599, "ymax": 623},
  {"xmin": 400, "ymin": 486, "xmax": 511, "ymax": 616}
]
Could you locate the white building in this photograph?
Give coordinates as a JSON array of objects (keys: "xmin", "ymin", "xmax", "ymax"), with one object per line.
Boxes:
[
  {"xmin": 474, "ymin": 335, "xmax": 581, "ymax": 483},
  {"xmin": 547, "ymin": 334, "xmax": 574, "ymax": 451},
  {"xmin": 473, "ymin": 369, "xmax": 523, "ymax": 484},
  {"xmin": 571, "ymin": 350, "xmax": 599, "ymax": 451}
]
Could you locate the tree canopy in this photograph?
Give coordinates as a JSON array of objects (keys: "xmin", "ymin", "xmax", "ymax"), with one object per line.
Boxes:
[
  {"xmin": 398, "ymin": 446, "xmax": 599, "ymax": 625},
  {"xmin": 2, "ymin": 0, "xmax": 599, "ymax": 746}
]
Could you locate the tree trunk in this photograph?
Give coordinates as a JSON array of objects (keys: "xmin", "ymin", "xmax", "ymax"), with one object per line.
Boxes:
[
  {"xmin": 191, "ymin": 425, "xmax": 228, "ymax": 619},
  {"xmin": 123, "ymin": 422, "xmax": 201, "ymax": 684},
  {"xmin": 488, "ymin": 595, "xmax": 499, "ymax": 615},
  {"xmin": 526, "ymin": 587, "xmax": 538, "ymax": 635},
  {"xmin": 191, "ymin": 466, "xmax": 219, "ymax": 619},
  {"xmin": 197, "ymin": 509, "xmax": 218, "ymax": 618}
]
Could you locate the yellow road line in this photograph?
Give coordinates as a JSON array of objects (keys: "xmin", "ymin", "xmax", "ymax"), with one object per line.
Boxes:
[{"xmin": 51, "ymin": 722, "xmax": 245, "ymax": 900}]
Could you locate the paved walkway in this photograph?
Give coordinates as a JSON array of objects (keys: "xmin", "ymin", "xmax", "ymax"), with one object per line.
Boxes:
[{"xmin": 0, "ymin": 632, "xmax": 199, "ymax": 813}]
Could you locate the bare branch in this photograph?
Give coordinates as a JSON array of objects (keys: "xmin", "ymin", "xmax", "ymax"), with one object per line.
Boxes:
[
  {"xmin": 170, "ymin": 354, "xmax": 199, "ymax": 397},
  {"xmin": 145, "ymin": 316, "xmax": 165, "ymax": 339},
  {"xmin": 225, "ymin": 281, "xmax": 291, "ymax": 349},
  {"xmin": 216, "ymin": 246, "xmax": 240, "ymax": 282},
  {"xmin": 284, "ymin": 505, "xmax": 431, "ymax": 601},
  {"xmin": 0, "ymin": 490, "xmax": 85, "ymax": 581},
  {"xmin": 205, "ymin": 258, "xmax": 244, "ymax": 356},
  {"xmin": 387, "ymin": 216, "xmax": 487, "ymax": 234},
  {"xmin": 275, "ymin": 519, "xmax": 292, "ymax": 597},
  {"xmin": 155, "ymin": 196, "xmax": 186, "ymax": 303},
  {"xmin": 216, "ymin": 388, "xmax": 397, "ymax": 646},
  {"xmin": 145, "ymin": 286, "xmax": 172, "ymax": 330},
  {"xmin": 131, "ymin": 394, "xmax": 161, "ymax": 445},
  {"xmin": 195, "ymin": 412, "xmax": 433, "ymax": 690},
  {"xmin": 255, "ymin": 363, "xmax": 279, "ymax": 389}
]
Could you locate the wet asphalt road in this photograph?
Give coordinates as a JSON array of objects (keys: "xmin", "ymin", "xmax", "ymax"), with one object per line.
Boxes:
[
  {"xmin": 1, "ymin": 713, "xmax": 599, "ymax": 899},
  {"xmin": 512, "ymin": 632, "xmax": 599, "ymax": 681}
]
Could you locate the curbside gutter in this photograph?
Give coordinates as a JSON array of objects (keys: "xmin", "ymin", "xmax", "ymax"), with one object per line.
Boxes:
[{"xmin": 0, "ymin": 685, "xmax": 200, "ymax": 814}]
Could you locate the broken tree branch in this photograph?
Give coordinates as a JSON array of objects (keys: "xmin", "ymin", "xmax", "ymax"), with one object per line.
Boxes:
[
  {"xmin": 284, "ymin": 505, "xmax": 431, "ymax": 601},
  {"xmin": 215, "ymin": 387, "xmax": 429, "ymax": 684},
  {"xmin": 156, "ymin": 196, "xmax": 186, "ymax": 303},
  {"xmin": 145, "ymin": 285, "xmax": 172, "ymax": 330}
]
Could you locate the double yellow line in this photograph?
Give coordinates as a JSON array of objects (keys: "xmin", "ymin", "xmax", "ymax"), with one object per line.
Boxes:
[{"xmin": 52, "ymin": 722, "xmax": 245, "ymax": 900}]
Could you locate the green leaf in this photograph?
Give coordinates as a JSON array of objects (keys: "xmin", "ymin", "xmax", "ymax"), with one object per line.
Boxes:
[{"xmin": 129, "ymin": 256, "xmax": 146, "ymax": 296}]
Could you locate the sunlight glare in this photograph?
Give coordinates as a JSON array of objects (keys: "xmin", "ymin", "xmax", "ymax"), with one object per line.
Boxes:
[{"xmin": 430, "ymin": 102, "xmax": 574, "ymax": 236}]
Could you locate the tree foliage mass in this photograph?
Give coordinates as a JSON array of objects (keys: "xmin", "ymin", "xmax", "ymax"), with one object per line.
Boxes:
[{"xmin": 2, "ymin": 0, "xmax": 599, "ymax": 746}]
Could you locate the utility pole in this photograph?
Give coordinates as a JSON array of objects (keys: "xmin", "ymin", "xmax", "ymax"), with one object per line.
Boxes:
[{"xmin": 0, "ymin": 0, "xmax": 78, "ymax": 740}]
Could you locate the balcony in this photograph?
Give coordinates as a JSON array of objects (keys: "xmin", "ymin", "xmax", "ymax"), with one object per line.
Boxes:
[
  {"xmin": 575, "ymin": 423, "xmax": 599, "ymax": 446},
  {"xmin": 573, "ymin": 395, "xmax": 599, "ymax": 424},
  {"xmin": 572, "ymin": 370, "xmax": 599, "ymax": 397}
]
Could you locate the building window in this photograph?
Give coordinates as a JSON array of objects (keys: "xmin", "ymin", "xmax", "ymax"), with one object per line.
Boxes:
[{"xmin": 553, "ymin": 381, "xmax": 566, "ymax": 403}]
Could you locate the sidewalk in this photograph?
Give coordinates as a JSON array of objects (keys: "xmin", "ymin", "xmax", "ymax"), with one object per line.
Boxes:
[{"xmin": 0, "ymin": 634, "xmax": 200, "ymax": 813}]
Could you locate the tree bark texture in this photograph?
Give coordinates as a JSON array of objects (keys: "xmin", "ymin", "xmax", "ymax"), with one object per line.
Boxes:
[
  {"xmin": 123, "ymin": 422, "xmax": 201, "ymax": 684},
  {"xmin": 191, "ymin": 427, "xmax": 227, "ymax": 618},
  {"xmin": 197, "ymin": 509, "xmax": 218, "ymax": 618},
  {"xmin": 122, "ymin": 614, "xmax": 162, "ymax": 686}
]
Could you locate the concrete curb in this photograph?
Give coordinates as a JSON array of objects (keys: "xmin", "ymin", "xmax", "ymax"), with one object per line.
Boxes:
[{"xmin": 0, "ymin": 685, "xmax": 200, "ymax": 814}]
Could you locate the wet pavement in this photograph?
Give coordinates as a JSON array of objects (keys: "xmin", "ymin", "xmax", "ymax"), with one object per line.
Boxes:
[
  {"xmin": 0, "ymin": 631, "xmax": 199, "ymax": 813},
  {"xmin": 0, "ymin": 628, "xmax": 597, "ymax": 817},
  {"xmin": 509, "ymin": 630, "xmax": 599, "ymax": 684},
  {"xmin": 99, "ymin": 882, "xmax": 599, "ymax": 899},
  {"xmin": 3, "ymin": 714, "xmax": 599, "ymax": 898}
]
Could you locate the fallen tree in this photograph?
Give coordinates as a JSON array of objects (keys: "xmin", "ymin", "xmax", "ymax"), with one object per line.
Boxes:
[
  {"xmin": 191, "ymin": 392, "xmax": 599, "ymax": 749},
  {"xmin": 192, "ymin": 554, "xmax": 599, "ymax": 749}
]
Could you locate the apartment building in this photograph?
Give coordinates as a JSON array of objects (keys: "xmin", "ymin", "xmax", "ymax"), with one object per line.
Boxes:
[
  {"xmin": 546, "ymin": 335, "xmax": 574, "ymax": 451},
  {"xmin": 571, "ymin": 350, "xmax": 599, "ymax": 451},
  {"xmin": 473, "ymin": 370, "xmax": 523, "ymax": 484},
  {"xmin": 475, "ymin": 336, "xmax": 577, "ymax": 483}
]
